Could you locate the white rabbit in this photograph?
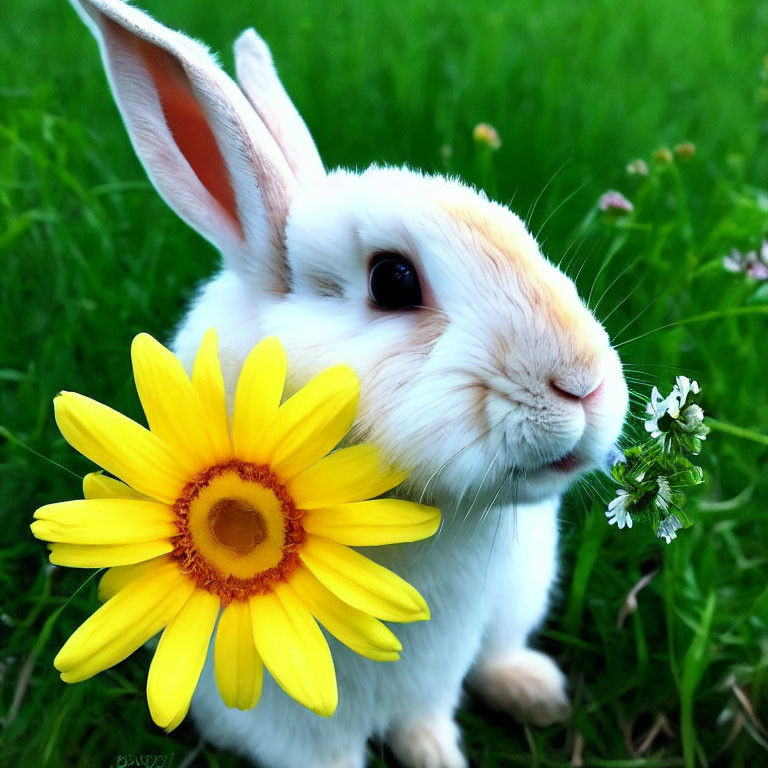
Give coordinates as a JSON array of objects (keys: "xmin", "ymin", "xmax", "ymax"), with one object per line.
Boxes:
[{"xmin": 71, "ymin": 1, "xmax": 629, "ymax": 766}]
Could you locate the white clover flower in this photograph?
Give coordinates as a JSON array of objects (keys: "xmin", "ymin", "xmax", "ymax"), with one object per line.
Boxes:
[
  {"xmin": 606, "ymin": 489, "xmax": 633, "ymax": 529},
  {"xmin": 599, "ymin": 190, "xmax": 634, "ymax": 214},
  {"xmin": 657, "ymin": 514, "xmax": 683, "ymax": 544},
  {"xmin": 747, "ymin": 242, "xmax": 768, "ymax": 280},
  {"xmin": 722, "ymin": 244, "xmax": 768, "ymax": 281},
  {"xmin": 723, "ymin": 248, "xmax": 747, "ymax": 273},
  {"xmin": 626, "ymin": 159, "xmax": 649, "ymax": 176}
]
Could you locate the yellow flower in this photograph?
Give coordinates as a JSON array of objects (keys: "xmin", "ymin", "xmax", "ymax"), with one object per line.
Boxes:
[
  {"xmin": 673, "ymin": 141, "xmax": 696, "ymax": 159},
  {"xmin": 652, "ymin": 146, "xmax": 674, "ymax": 165},
  {"xmin": 31, "ymin": 331, "xmax": 439, "ymax": 730},
  {"xmin": 472, "ymin": 122, "xmax": 502, "ymax": 150}
]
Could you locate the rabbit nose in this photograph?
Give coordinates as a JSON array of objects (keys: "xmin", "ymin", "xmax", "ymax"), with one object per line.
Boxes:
[{"xmin": 549, "ymin": 377, "xmax": 605, "ymax": 403}]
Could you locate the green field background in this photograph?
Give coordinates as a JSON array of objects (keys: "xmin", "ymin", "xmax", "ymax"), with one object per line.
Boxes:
[{"xmin": 2, "ymin": 0, "xmax": 768, "ymax": 766}]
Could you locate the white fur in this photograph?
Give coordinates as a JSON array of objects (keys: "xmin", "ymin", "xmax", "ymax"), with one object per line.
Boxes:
[
  {"xmin": 73, "ymin": 1, "xmax": 629, "ymax": 766},
  {"xmin": 234, "ymin": 29, "xmax": 326, "ymax": 186}
]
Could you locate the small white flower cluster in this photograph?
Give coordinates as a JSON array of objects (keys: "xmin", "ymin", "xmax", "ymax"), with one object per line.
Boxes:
[
  {"xmin": 644, "ymin": 376, "xmax": 708, "ymax": 445},
  {"xmin": 723, "ymin": 242, "xmax": 768, "ymax": 281},
  {"xmin": 606, "ymin": 375, "xmax": 708, "ymax": 545}
]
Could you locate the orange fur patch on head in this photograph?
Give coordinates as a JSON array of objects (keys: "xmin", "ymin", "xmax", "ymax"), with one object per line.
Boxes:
[
  {"xmin": 439, "ymin": 201, "xmax": 604, "ymax": 372},
  {"xmin": 440, "ymin": 202, "xmax": 538, "ymax": 272}
]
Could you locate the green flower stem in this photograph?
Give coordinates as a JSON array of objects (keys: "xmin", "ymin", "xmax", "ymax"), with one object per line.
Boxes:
[
  {"xmin": 680, "ymin": 591, "xmax": 717, "ymax": 768},
  {"xmin": 616, "ymin": 304, "xmax": 768, "ymax": 348},
  {"xmin": 474, "ymin": 147, "xmax": 496, "ymax": 199},
  {"xmin": 0, "ymin": 424, "xmax": 81, "ymax": 478},
  {"xmin": 705, "ymin": 417, "xmax": 768, "ymax": 446}
]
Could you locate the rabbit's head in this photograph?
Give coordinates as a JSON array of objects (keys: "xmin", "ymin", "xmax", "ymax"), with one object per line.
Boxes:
[{"xmin": 75, "ymin": 0, "xmax": 628, "ymax": 509}]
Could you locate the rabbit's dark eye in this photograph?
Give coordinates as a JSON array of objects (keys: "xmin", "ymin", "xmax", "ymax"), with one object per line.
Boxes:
[{"xmin": 368, "ymin": 253, "xmax": 422, "ymax": 309}]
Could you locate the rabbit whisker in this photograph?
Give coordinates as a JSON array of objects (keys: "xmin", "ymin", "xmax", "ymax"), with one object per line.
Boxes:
[{"xmin": 449, "ymin": 440, "xmax": 504, "ymax": 546}]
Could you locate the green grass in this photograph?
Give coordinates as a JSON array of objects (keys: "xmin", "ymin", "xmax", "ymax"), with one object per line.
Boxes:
[{"xmin": 2, "ymin": 0, "xmax": 768, "ymax": 766}]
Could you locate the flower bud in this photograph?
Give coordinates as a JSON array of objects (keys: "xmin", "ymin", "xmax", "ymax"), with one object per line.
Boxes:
[{"xmin": 472, "ymin": 123, "xmax": 502, "ymax": 150}]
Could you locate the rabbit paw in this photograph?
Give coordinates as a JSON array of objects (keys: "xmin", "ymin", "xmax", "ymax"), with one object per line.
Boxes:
[
  {"xmin": 472, "ymin": 648, "xmax": 570, "ymax": 727},
  {"xmin": 388, "ymin": 711, "xmax": 467, "ymax": 768}
]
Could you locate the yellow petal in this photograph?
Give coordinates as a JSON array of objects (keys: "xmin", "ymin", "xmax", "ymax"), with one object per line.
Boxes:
[
  {"xmin": 163, "ymin": 703, "xmax": 189, "ymax": 734},
  {"xmin": 83, "ymin": 472, "xmax": 148, "ymax": 501},
  {"xmin": 215, "ymin": 599, "xmax": 264, "ymax": 710},
  {"xmin": 303, "ymin": 499, "xmax": 440, "ymax": 546},
  {"xmin": 54, "ymin": 392, "xmax": 189, "ymax": 504},
  {"xmin": 300, "ymin": 537, "xmax": 429, "ymax": 623},
  {"xmin": 147, "ymin": 588, "xmax": 220, "ymax": 731},
  {"xmin": 98, "ymin": 561, "xmax": 158, "ymax": 601},
  {"xmin": 55, "ymin": 558, "xmax": 193, "ymax": 682},
  {"xmin": 32, "ymin": 499, "xmax": 177, "ymax": 545},
  {"xmin": 250, "ymin": 588, "xmax": 337, "ymax": 717},
  {"xmin": 260, "ymin": 366, "xmax": 360, "ymax": 481},
  {"xmin": 289, "ymin": 444, "xmax": 407, "ymax": 509},
  {"xmin": 131, "ymin": 333, "xmax": 216, "ymax": 475},
  {"xmin": 288, "ymin": 566, "xmax": 401, "ymax": 662},
  {"xmin": 232, "ymin": 337, "xmax": 287, "ymax": 462},
  {"xmin": 191, "ymin": 328, "xmax": 232, "ymax": 462},
  {"xmin": 49, "ymin": 541, "xmax": 173, "ymax": 568}
]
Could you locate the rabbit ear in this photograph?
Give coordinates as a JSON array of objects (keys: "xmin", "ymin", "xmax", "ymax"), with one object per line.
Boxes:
[
  {"xmin": 234, "ymin": 29, "xmax": 325, "ymax": 187},
  {"xmin": 73, "ymin": 0, "xmax": 295, "ymax": 293}
]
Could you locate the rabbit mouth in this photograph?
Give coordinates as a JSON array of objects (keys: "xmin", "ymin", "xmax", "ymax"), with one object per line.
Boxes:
[
  {"xmin": 538, "ymin": 441, "xmax": 623, "ymax": 476},
  {"xmin": 545, "ymin": 452, "xmax": 582, "ymax": 472}
]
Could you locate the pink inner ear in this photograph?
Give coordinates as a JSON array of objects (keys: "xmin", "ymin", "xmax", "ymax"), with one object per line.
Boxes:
[
  {"xmin": 108, "ymin": 19, "xmax": 243, "ymax": 238},
  {"xmin": 139, "ymin": 41, "xmax": 243, "ymax": 236}
]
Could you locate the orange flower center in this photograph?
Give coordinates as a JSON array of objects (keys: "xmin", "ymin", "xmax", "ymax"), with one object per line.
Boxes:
[{"xmin": 171, "ymin": 460, "xmax": 305, "ymax": 605}]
